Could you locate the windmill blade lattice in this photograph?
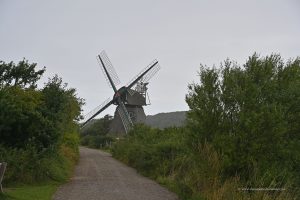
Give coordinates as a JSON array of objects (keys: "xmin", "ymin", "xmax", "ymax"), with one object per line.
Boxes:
[
  {"xmin": 82, "ymin": 98, "xmax": 113, "ymax": 127},
  {"xmin": 126, "ymin": 60, "xmax": 160, "ymax": 95},
  {"xmin": 140, "ymin": 62, "xmax": 160, "ymax": 83},
  {"xmin": 117, "ymin": 101, "xmax": 133, "ymax": 133},
  {"xmin": 97, "ymin": 51, "xmax": 121, "ymax": 88}
]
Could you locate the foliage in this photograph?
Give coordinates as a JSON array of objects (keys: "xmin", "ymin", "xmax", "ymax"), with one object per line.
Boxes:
[
  {"xmin": 0, "ymin": 87, "xmax": 46, "ymax": 149},
  {"xmin": 80, "ymin": 115, "xmax": 112, "ymax": 136},
  {"xmin": 0, "ymin": 59, "xmax": 83, "ymax": 185},
  {"xmin": 112, "ymin": 124, "xmax": 297, "ymax": 200},
  {"xmin": 1, "ymin": 181, "xmax": 59, "ymax": 200},
  {"xmin": 0, "ymin": 145, "xmax": 76, "ymax": 184},
  {"xmin": 80, "ymin": 115, "xmax": 114, "ymax": 149},
  {"xmin": 112, "ymin": 54, "xmax": 300, "ymax": 199},
  {"xmin": 186, "ymin": 54, "xmax": 300, "ymax": 185},
  {"xmin": 112, "ymin": 125, "xmax": 185, "ymax": 177},
  {"xmin": 0, "ymin": 59, "xmax": 45, "ymax": 89}
]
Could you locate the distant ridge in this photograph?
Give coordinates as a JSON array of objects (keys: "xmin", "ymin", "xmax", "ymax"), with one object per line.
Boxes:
[
  {"xmin": 82, "ymin": 111, "xmax": 187, "ymax": 131},
  {"xmin": 145, "ymin": 111, "xmax": 187, "ymax": 129}
]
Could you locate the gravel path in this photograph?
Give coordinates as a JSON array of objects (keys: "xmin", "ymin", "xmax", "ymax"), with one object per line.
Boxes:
[{"xmin": 53, "ymin": 147, "xmax": 178, "ymax": 200}]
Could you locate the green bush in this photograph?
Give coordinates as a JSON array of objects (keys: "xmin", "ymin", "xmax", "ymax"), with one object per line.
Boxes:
[
  {"xmin": 112, "ymin": 125, "xmax": 185, "ymax": 177},
  {"xmin": 186, "ymin": 54, "xmax": 300, "ymax": 184},
  {"xmin": 0, "ymin": 145, "xmax": 72, "ymax": 183},
  {"xmin": 0, "ymin": 59, "xmax": 83, "ymax": 184},
  {"xmin": 79, "ymin": 115, "xmax": 114, "ymax": 149},
  {"xmin": 112, "ymin": 125, "xmax": 298, "ymax": 199}
]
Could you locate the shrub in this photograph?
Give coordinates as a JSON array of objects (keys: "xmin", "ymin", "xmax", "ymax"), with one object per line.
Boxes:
[
  {"xmin": 112, "ymin": 125, "xmax": 298, "ymax": 199},
  {"xmin": 0, "ymin": 60, "xmax": 83, "ymax": 184},
  {"xmin": 0, "ymin": 145, "xmax": 73, "ymax": 183},
  {"xmin": 186, "ymin": 54, "xmax": 300, "ymax": 185}
]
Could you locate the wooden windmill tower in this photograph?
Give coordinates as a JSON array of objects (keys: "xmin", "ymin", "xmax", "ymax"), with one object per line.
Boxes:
[{"xmin": 82, "ymin": 51, "xmax": 160, "ymax": 134}]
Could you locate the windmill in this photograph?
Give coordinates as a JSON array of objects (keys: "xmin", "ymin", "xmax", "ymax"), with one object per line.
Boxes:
[{"xmin": 82, "ymin": 51, "xmax": 160, "ymax": 134}]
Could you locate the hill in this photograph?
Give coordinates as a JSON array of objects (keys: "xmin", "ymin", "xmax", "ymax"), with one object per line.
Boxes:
[{"xmin": 145, "ymin": 111, "xmax": 187, "ymax": 129}]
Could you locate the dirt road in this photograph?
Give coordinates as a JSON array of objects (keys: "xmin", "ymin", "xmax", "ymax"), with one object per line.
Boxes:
[{"xmin": 53, "ymin": 147, "xmax": 178, "ymax": 200}]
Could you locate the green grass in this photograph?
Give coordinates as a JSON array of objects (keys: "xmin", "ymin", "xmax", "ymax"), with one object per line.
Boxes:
[{"xmin": 0, "ymin": 181, "xmax": 59, "ymax": 200}]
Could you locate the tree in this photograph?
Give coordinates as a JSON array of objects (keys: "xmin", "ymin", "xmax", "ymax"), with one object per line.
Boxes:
[
  {"xmin": 0, "ymin": 62, "xmax": 83, "ymax": 151},
  {"xmin": 0, "ymin": 86, "xmax": 50, "ymax": 149},
  {"xmin": 0, "ymin": 59, "xmax": 84, "ymax": 183},
  {"xmin": 41, "ymin": 75, "xmax": 84, "ymax": 147},
  {"xmin": 186, "ymin": 54, "xmax": 300, "ymax": 183},
  {"xmin": 0, "ymin": 59, "xmax": 45, "ymax": 89}
]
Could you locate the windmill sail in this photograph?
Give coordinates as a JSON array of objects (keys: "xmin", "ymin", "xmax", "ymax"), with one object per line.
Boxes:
[
  {"xmin": 126, "ymin": 60, "xmax": 160, "ymax": 95},
  {"xmin": 97, "ymin": 51, "xmax": 121, "ymax": 90},
  {"xmin": 140, "ymin": 62, "xmax": 160, "ymax": 83},
  {"xmin": 81, "ymin": 98, "xmax": 114, "ymax": 128},
  {"xmin": 117, "ymin": 101, "xmax": 133, "ymax": 133}
]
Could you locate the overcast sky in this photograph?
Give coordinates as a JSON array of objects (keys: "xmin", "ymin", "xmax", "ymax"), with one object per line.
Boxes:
[{"xmin": 1, "ymin": 0, "xmax": 299, "ymax": 117}]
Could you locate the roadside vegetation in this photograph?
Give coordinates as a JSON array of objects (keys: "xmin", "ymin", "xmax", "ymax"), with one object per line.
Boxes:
[
  {"xmin": 80, "ymin": 115, "xmax": 114, "ymax": 150},
  {"xmin": 112, "ymin": 54, "xmax": 300, "ymax": 199},
  {"xmin": 0, "ymin": 59, "xmax": 83, "ymax": 199},
  {"xmin": 0, "ymin": 182, "xmax": 59, "ymax": 200}
]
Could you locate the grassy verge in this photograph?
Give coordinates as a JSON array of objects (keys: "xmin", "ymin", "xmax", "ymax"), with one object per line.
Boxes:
[
  {"xmin": 0, "ymin": 181, "xmax": 59, "ymax": 200},
  {"xmin": 0, "ymin": 144, "xmax": 78, "ymax": 200}
]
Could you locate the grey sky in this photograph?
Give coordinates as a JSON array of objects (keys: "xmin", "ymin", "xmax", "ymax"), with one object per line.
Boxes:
[{"xmin": 1, "ymin": 0, "xmax": 299, "ymax": 117}]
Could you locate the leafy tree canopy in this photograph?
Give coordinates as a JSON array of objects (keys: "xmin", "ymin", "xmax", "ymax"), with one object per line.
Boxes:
[
  {"xmin": 186, "ymin": 53, "xmax": 300, "ymax": 182},
  {"xmin": 0, "ymin": 59, "xmax": 45, "ymax": 89},
  {"xmin": 0, "ymin": 59, "xmax": 83, "ymax": 151}
]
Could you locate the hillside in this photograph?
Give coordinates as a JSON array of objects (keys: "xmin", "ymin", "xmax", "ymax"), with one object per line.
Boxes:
[{"xmin": 145, "ymin": 111, "xmax": 187, "ymax": 129}]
